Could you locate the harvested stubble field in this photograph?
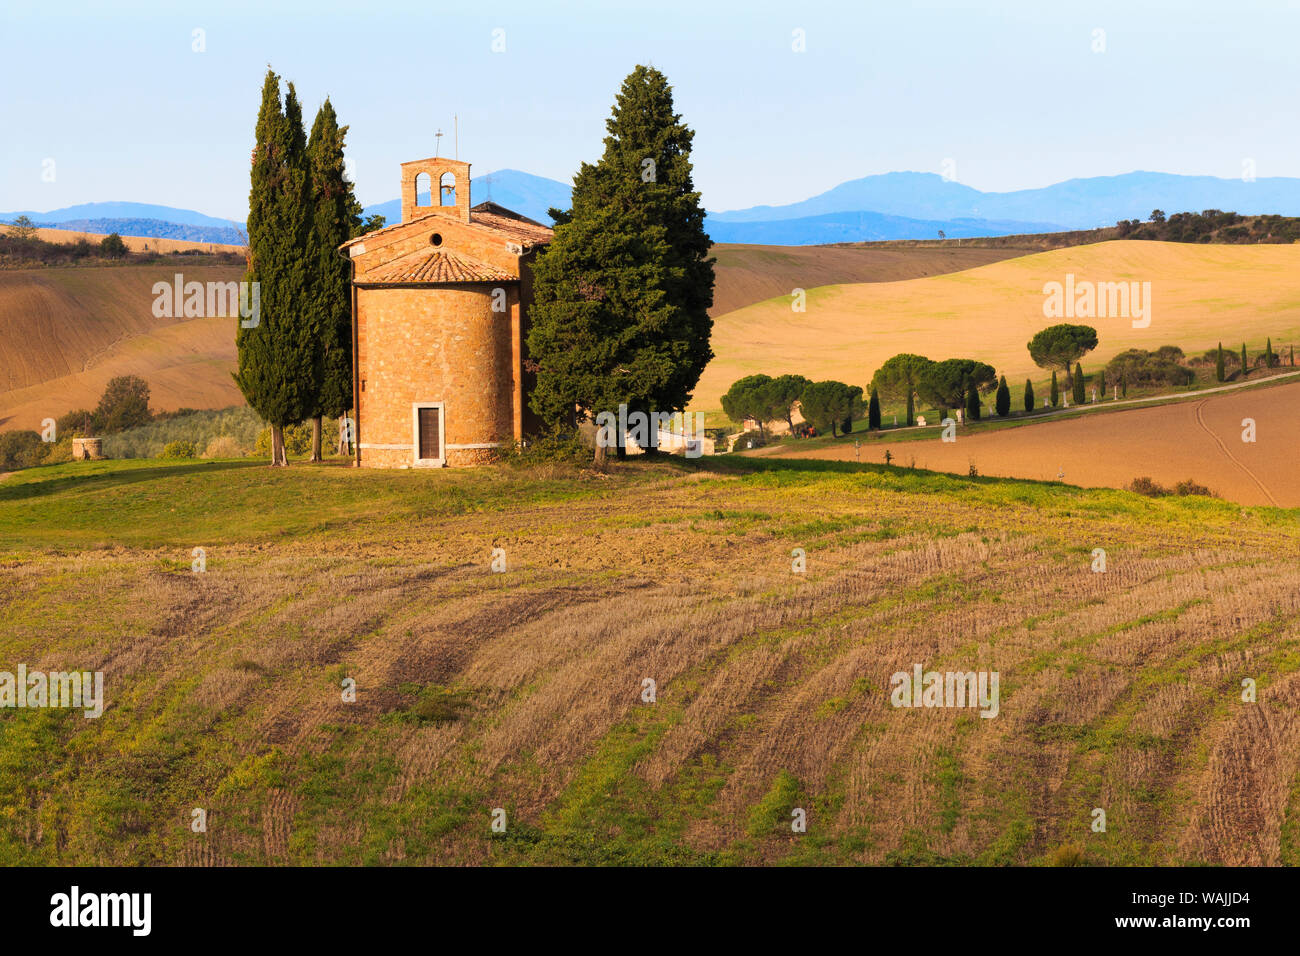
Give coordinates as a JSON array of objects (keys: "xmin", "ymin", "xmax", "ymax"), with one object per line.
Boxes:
[{"xmin": 1, "ymin": 457, "xmax": 1299, "ymax": 866}]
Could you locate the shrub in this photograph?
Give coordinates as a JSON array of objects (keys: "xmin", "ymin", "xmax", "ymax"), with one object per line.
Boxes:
[
  {"xmin": 1047, "ymin": 843, "xmax": 1086, "ymax": 867},
  {"xmin": 254, "ymin": 422, "xmax": 313, "ymax": 459},
  {"xmin": 203, "ymin": 435, "xmax": 247, "ymax": 459},
  {"xmin": 1106, "ymin": 349, "xmax": 1193, "ymax": 388},
  {"xmin": 1173, "ymin": 479, "xmax": 1216, "ymax": 498},
  {"xmin": 731, "ymin": 429, "xmax": 766, "ymax": 451},
  {"xmin": 99, "ymin": 232, "xmax": 129, "ymax": 258},
  {"xmin": 42, "ymin": 436, "xmax": 74, "ymax": 465},
  {"xmin": 160, "ymin": 440, "xmax": 197, "ymax": 459},
  {"xmin": 1128, "ymin": 476, "xmax": 1169, "ymax": 497},
  {"xmin": 0, "ymin": 430, "xmax": 45, "ymax": 470},
  {"xmin": 502, "ymin": 424, "xmax": 589, "ymax": 466},
  {"xmin": 102, "ymin": 406, "xmax": 262, "ymax": 459}
]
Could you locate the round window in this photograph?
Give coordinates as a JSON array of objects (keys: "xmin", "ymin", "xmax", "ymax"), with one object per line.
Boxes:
[{"xmin": 430, "ymin": 233, "xmax": 443, "ymax": 247}]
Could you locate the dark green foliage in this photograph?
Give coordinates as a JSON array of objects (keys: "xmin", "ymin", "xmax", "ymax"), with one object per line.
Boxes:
[
  {"xmin": 867, "ymin": 387, "xmax": 882, "ymax": 429},
  {"xmin": 918, "ymin": 358, "xmax": 995, "ymax": 412},
  {"xmin": 1241, "ymin": 342, "xmax": 1248, "ymax": 376},
  {"xmin": 995, "ymin": 376, "xmax": 1010, "ymax": 416},
  {"xmin": 1097, "ymin": 368, "xmax": 1106, "ymax": 396},
  {"xmin": 720, "ymin": 374, "xmax": 773, "ymax": 436},
  {"xmin": 1115, "ymin": 209, "xmax": 1300, "ymax": 244},
  {"xmin": 965, "ymin": 382, "xmax": 980, "ymax": 420},
  {"xmin": 1027, "ymin": 324, "xmax": 1098, "ymax": 385},
  {"xmin": 99, "ymin": 232, "xmax": 128, "ymax": 258},
  {"xmin": 1023, "ymin": 379, "xmax": 1035, "ymax": 413},
  {"xmin": 761, "ymin": 374, "xmax": 811, "ymax": 432},
  {"xmin": 1049, "ymin": 370, "xmax": 1059, "ymax": 406},
  {"xmin": 870, "ymin": 353, "xmax": 933, "ymax": 427},
  {"xmin": 1215, "ymin": 342, "xmax": 1225, "ymax": 382},
  {"xmin": 1128, "ymin": 476, "xmax": 1217, "ymax": 498},
  {"xmin": 1106, "ymin": 348, "xmax": 1192, "ymax": 388},
  {"xmin": 799, "ymin": 381, "xmax": 863, "ymax": 437},
  {"xmin": 236, "ymin": 70, "xmax": 316, "ymax": 457},
  {"xmin": 0, "ymin": 430, "xmax": 44, "ymax": 470},
  {"xmin": 95, "ymin": 374, "xmax": 152, "ymax": 433},
  {"xmin": 305, "ymin": 98, "xmax": 363, "ymax": 422},
  {"xmin": 56, "ymin": 409, "xmax": 99, "ymax": 437},
  {"xmin": 1072, "ymin": 363, "xmax": 1085, "ymax": 405},
  {"xmin": 1265, "ymin": 337, "xmax": 1276, "ymax": 368},
  {"xmin": 527, "ymin": 65, "xmax": 715, "ymax": 447}
]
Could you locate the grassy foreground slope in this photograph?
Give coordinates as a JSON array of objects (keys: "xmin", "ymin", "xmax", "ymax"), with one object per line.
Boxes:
[
  {"xmin": 693, "ymin": 240, "xmax": 1300, "ymax": 411},
  {"xmin": 1, "ymin": 458, "xmax": 1299, "ymax": 866}
]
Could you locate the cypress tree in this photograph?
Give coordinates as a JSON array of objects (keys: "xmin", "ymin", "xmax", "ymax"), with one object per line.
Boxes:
[
  {"xmin": 528, "ymin": 65, "xmax": 715, "ymax": 460},
  {"xmin": 1291, "ymin": 345, "xmax": 1295, "ymax": 367},
  {"xmin": 1023, "ymin": 378, "xmax": 1035, "ymax": 413},
  {"xmin": 1266, "ymin": 337, "xmax": 1275, "ymax": 368},
  {"xmin": 1072, "ymin": 362, "xmax": 1086, "ymax": 405},
  {"xmin": 995, "ymin": 375, "xmax": 1010, "ymax": 416},
  {"xmin": 867, "ymin": 387, "xmax": 881, "ymax": 430},
  {"xmin": 906, "ymin": 391, "xmax": 914, "ymax": 428},
  {"xmin": 236, "ymin": 70, "xmax": 314, "ymax": 466},
  {"xmin": 1097, "ymin": 368, "xmax": 1106, "ymax": 397},
  {"xmin": 1121, "ymin": 372, "xmax": 1128, "ymax": 398},
  {"xmin": 1241, "ymin": 342, "xmax": 1248, "ymax": 376},
  {"xmin": 1049, "ymin": 370, "xmax": 1059, "ymax": 406},
  {"xmin": 965, "ymin": 382, "xmax": 980, "ymax": 421},
  {"xmin": 304, "ymin": 98, "xmax": 363, "ymax": 461},
  {"xmin": 1215, "ymin": 342, "xmax": 1225, "ymax": 382}
]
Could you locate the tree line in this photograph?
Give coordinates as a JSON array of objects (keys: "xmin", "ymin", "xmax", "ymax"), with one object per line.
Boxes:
[{"xmin": 235, "ymin": 68, "xmax": 384, "ymax": 466}]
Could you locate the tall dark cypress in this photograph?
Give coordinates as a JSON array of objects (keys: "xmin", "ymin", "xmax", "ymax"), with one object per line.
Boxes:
[
  {"xmin": 236, "ymin": 70, "xmax": 314, "ymax": 466},
  {"xmin": 305, "ymin": 98, "xmax": 363, "ymax": 460},
  {"xmin": 528, "ymin": 65, "xmax": 715, "ymax": 459}
]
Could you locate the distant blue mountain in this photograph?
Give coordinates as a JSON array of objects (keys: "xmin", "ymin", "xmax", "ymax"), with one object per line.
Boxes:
[
  {"xmin": 14, "ymin": 169, "xmax": 1300, "ymax": 248},
  {"xmin": 703, "ymin": 211, "xmax": 1066, "ymax": 245},
  {"xmin": 0, "ymin": 201, "xmax": 244, "ymax": 231},
  {"xmin": 363, "ymin": 168, "xmax": 574, "ymax": 227},
  {"xmin": 708, "ymin": 170, "xmax": 1300, "ymax": 232}
]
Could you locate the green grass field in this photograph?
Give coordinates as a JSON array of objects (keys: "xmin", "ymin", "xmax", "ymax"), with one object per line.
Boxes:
[{"xmin": 2, "ymin": 456, "xmax": 1299, "ymax": 865}]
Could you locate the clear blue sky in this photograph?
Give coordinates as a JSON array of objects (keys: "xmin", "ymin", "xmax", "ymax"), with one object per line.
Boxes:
[{"xmin": 3, "ymin": 0, "xmax": 1298, "ymax": 220}]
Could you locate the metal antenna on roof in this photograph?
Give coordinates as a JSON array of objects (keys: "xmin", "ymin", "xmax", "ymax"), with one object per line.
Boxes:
[{"xmin": 434, "ymin": 128, "xmax": 443, "ymax": 158}]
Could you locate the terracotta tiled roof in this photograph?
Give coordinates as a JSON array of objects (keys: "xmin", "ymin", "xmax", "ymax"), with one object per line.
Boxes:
[{"xmin": 361, "ymin": 248, "xmax": 517, "ymax": 284}]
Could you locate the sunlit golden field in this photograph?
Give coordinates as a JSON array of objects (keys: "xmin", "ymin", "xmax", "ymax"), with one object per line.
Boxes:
[
  {"xmin": 692, "ymin": 240, "xmax": 1300, "ymax": 412},
  {"xmin": 2, "ymin": 456, "xmax": 1298, "ymax": 865}
]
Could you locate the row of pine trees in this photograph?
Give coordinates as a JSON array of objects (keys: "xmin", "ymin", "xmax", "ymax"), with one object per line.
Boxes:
[{"xmin": 235, "ymin": 69, "xmax": 370, "ymax": 466}]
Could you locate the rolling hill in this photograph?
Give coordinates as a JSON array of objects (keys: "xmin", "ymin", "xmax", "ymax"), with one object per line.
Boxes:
[
  {"xmin": 691, "ymin": 240, "xmax": 1300, "ymax": 412},
  {"xmin": 2, "ymin": 455, "xmax": 1297, "ymax": 865},
  {"xmin": 0, "ymin": 264, "xmax": 246, "ymax": 430}
]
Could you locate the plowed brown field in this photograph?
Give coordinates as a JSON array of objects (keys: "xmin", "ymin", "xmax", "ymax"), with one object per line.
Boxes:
[{"xmin": 762, "ymin": 379, "xmax": 1300, "ymax": 507}]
